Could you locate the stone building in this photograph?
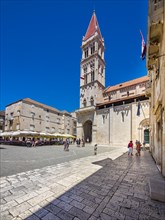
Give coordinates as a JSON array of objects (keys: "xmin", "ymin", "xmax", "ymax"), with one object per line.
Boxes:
[
  {"xmin": 0, "ymin": 111, "xmax": 5, "ymax": 133},
  {"xmin": 76, "ymin": 11, "xmax": 150, "ymax": 146},
  {"xmin": 146, "ymin": 0, "xmax": 165, "ymax": 176},
  {"xmin": 5, "ymin": 98, "xmax": 76, "ymax": 136}
]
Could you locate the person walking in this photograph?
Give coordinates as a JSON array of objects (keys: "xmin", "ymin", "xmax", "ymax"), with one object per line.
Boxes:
[
  {"xmin": 136, "ymin": 141, "xmax": 142, "ymax": 156},
  {"xmin": 142, "ymin": 141, "xmax": 146, "ymax": 151},
  {"xmin": 81, "ymin": 139, "xmax": 85, "ymax": 147},
  {"xmin": 128, "ymin": 140, "xmax": 133, "ymax": 156}
]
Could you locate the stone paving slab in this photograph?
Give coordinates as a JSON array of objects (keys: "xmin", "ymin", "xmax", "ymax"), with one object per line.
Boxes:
[{"xmin": 0, "ymin": 147, "xmax": 165, "ymax": 220}]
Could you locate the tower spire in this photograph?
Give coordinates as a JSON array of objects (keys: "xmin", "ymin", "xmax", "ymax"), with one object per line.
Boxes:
[{"xmin": 84, "ymin": 11, "xmax": 102, "ymax": 41}]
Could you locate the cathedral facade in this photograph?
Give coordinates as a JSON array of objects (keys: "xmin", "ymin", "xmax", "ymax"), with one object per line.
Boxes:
[{"xmin": 76, "ymin": 11, "xmax": 150, "ymax": 146}]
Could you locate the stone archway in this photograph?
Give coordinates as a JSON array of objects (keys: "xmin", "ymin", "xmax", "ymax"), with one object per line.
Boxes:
[{"xmin": 83, "ymin": 120, "xmax": 92, "ymax": 143}]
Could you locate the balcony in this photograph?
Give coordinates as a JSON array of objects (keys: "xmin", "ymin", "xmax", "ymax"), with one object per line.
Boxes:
[{"xmin": 150, "ymin": 22, "xmax": 163, "ymax": 43}]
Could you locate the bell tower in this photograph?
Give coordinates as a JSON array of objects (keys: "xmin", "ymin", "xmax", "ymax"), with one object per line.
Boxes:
[{"xmin": 80, "ymin": 11, "xmax": 105, "ymax": 108}]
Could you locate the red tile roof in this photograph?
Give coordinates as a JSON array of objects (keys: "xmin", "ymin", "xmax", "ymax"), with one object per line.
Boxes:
[
  {"xmin": 97, "ymin": 94, "xmax": 146, "ymax": 107},
  {"xmin": 84, "ymin": 11, "xmax": 102, "ymax": 41},
  {"xmin": 104, "ymin": 76, "xmax": 149, "ymax": 93}
]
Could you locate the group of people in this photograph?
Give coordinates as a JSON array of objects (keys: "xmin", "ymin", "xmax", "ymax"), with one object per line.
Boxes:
[
  {"xmin": 26, "ymin": 138, "xmax": 39, "ymax": 147},
  {"xmin": 76, "ymin": 138, "xmax": 85, "ymax": 147},
  {"xmin": 128, "ymin": 140, "xmax": 144, "ymax": 156},
  {"xmin": 64, "ymin": 138, "xmax": 86, "ymax": 151}
]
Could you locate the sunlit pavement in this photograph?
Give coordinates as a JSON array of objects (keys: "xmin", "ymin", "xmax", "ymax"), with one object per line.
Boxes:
[
  {"xmin": 0, "ymin": 144, "xmax": 122, "ymax": 177},
  {"xmin": 1, "ymin": 147, "xmax": 165, "ymax": 220}
]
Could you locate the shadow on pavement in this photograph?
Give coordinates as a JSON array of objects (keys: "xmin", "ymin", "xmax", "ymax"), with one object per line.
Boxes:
[{"xmin": 24, "ymin": 152, "xmax": 165, "ymax": 220}]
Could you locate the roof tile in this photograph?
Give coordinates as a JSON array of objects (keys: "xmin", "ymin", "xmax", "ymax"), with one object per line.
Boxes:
[{"xmin": 84, "ymin": 11, "xmax": 102, "ymax": 41}]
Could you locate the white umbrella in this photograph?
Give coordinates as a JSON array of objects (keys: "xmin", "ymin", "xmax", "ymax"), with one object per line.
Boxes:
[
  {"xmin": 20, "ymin": 131, "xmax": 31, "ymax": 135},
  {"xmin": 62, "ymin": 134, "xmax": 76, "ymax": 138},
  {"xmin": 53, "ymin": 133, "xmax": 64, "ymax": 137},
  {"xmin": 39, "ymin": 132, "xmax": 47, "ymax": 136},
  {"xmin": 12, "ymin": 131, "xmax": 21, "ymax": 136},
  {"xmin": 30, "ymin": 131, "xmax": 38, "ymax": 135},
  {"xmin": 19, "ymin": 131, "xmax": 39, "ymax": 136},
  {"xmin": 1, "ymin": 131, "xmax": 13, "ymax": 137}
]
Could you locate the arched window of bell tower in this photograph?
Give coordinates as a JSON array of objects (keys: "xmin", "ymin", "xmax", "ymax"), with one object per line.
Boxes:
[
  {"xmin": 83, "ymin": 98, "xmax": 87, "ymax": 107},
  {"xmin": 90, "ymin": 97, "xmax": 94, "ymax": 106},
  {"xmin": 90, "ymin": 42, "xmax": 95, "ymax": 54},
  {"xmin": 84, "ymin": 47, "xmax": 88, "ymax": 58},
  {"xmin": 91, "ymin": 70, "xmax": 95, "ymax": 82}
]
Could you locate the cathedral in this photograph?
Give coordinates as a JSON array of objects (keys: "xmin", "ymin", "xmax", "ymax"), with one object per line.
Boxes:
[{"xmin": 76, "ymin": 11, "xmax": 150, "ymax": 146}]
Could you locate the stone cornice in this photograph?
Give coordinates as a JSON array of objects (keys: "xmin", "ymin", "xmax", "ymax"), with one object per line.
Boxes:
[
  {"xmin": 80, "ymin": 80, "xmax": 105, "ymax": 90},
  {"xmin": 75, "ymin": 106, "xmax": 95, "ymax": 114}
]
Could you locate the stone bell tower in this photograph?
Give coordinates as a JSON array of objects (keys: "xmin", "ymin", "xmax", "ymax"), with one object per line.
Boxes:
[
  {"xmin": 76, "ymin": 11, "xmax": 105, "ymax": 143},
  {"xmin": 80, "ymin": 10, "xmax": 105, "ymax": 108}
]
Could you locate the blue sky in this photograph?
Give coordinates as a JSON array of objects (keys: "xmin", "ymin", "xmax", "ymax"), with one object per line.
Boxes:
[{"xmin": 1, "ymin": 0, "xmax": 148, "ymax": 112}]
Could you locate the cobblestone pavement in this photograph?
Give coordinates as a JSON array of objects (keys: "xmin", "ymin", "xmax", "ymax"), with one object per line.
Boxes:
[
  {"xmin": 1, "ymin": 148, "xmax": 165, "ymax": 220},
  {"xmin": 0, "ymin": 144, "xmax": 119, "ymax": 177}
]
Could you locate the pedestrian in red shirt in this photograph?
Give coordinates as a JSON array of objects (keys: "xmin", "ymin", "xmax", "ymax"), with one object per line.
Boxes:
[{"xmin": 128, "ymin": 140, "xmax": 133, "ymax": 156}]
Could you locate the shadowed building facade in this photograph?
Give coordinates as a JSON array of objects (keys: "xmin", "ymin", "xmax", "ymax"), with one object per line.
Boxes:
[
  {"xmin": 76, "ymin": 11, "xmax": 150, "ymax": 146},
  {"xmin": 146, "ymin": 0, "xmax": 165, "ymax": 177}
]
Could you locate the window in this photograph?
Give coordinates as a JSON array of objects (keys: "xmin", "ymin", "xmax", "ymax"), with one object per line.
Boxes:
[
  {"xmin": 46, "ymin": 127, "xmax": 49, "ymax": 133},
  {"xmin": 16, "ymin": 123, "xmax": 20, "ymax": 130},
  {"xmin": 90, "ymin": 97, "xmax": 94, "ymax": 106},
  {"xmin": 52, "ymin": 127, "xmax": 55, "ymax": 133},
  {"xmin": 31, "ymin": 112, "xmax": 35, "ymax": 119},
  {"xmin": 83, "ymin": 99, "xmax": 87, "ymax": 107},
  {"xmin": 102, "ymin": 115, "xmax": 105, "ymax": 124},
  {"xmin": 90, "ymin": 63, "xmax": 94, "ymax": 69},
  {"xmin": 127, "ymin": 91, "xmax": 129, "ymax": 96},
  {"xmin": 121, "ymin": 112, "xmax": 124, "ymax": 122},
  {"xmin": 30, "ymin": 124, "xmax": 35, "ymax": 131},
  {"xmin": 91, "ymin": 70, "xmax": 95, "ymax": 82},
  {"xmin": 57, "ymin": 118, "xmax": 60, "ymax": 124},
  {"xmin": 46, "ymin": 115, "xmax": 49, "ymax": 122},
  {"xmin": 91, "ymin": 42, "xmax": 95, "ymax": 54},
  {"xmin": 84, "ymin": 48, "xmax": 88, "ymax": 58},
  {"xmin": 85, "ymin": 75, "xmax": 88, "ymax": 85},
  {"xmin": 9, "ymin": 120, "xmax": 13, "ymax": 129},
  {"xmin": 84, "ymin": 67, "xmax": 87, "ymax": 73}
]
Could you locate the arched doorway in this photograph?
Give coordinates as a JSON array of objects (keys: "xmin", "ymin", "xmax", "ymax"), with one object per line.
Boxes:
[
  {"xmin": 139, "ymin": 118, "xmax": 150, "ymax": 144},
  {"xmin": 144, "ymin": 129, "xmax": 149, "ymax": 144},
  {"xmin": 83, "ymin": 120, "xmax": 92, "ymax": 143}
]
